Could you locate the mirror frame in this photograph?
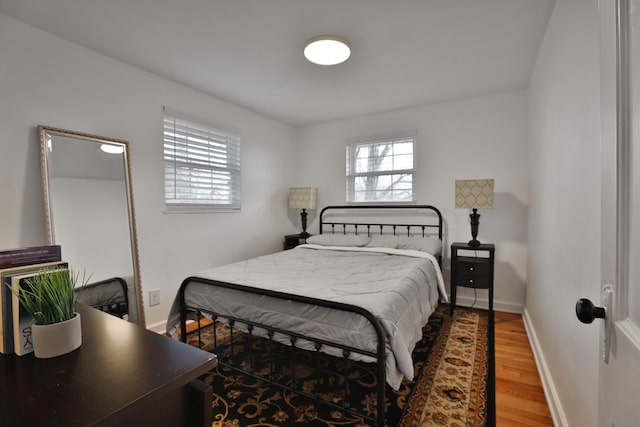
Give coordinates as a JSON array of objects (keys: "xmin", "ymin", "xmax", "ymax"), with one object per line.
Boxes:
[{"xmin": 38, "ymin": 125, "xmax": 145, "ymax": 327}]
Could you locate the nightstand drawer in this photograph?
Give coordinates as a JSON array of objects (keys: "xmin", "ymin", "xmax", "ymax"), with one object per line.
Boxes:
[{"xmin": 455, "ymin": 256, "xmax": 491, "ymax": 288}]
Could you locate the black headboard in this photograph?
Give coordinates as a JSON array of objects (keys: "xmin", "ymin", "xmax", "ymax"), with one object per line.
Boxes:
[{"xmin": 319, "ymin": 205, "xmax": 443, "ymax": 241}]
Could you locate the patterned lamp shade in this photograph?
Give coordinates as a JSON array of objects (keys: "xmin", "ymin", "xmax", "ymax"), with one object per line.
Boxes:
[
  {"xmin": 288, "ymin": 187, "xmax": 318, "ymax": 210},
  {"xmin": 455, "ymin": 179, "xmax": 494, "ymax": 209}
]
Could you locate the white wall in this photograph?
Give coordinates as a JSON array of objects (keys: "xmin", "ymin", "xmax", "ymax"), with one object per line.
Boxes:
[
  {"xmin": 297, "ymin": 91, "xmax": 529, "ymax": 312},
  {"xmin": 527, "ymin": 0, "xmax": 601, "ymax": 425},
  {"xmin": 0, "ymin": 13, "xmax": 298, "ymax": 329}
]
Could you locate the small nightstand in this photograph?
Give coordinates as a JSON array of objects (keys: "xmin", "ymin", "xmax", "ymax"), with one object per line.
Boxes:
[
  {"xmin": 283, "ymin": 234, "xmax": 307, "ymax": 250},
  {"xmin": 450, "ymin": 242, "xmax": 495, "ymax": 315}
]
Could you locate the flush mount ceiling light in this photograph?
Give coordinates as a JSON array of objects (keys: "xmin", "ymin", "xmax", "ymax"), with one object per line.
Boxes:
[
  {"xmin": 100, "ymin": 143, "xmax": 124, "ymax": 154},
  {"xmin": 304, "ymin": 36, "xmax": 351, "ymax": 65}
]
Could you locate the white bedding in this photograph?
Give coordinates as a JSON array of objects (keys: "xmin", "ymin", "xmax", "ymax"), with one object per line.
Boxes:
[{"xmin": 166, "ymin": 244, "xmax": 446, "ymax": 390}]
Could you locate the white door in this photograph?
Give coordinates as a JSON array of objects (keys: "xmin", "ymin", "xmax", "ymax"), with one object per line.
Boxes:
[{"xmin": 591, "ymin": 0, "xmax": 640, "ymax": 425}]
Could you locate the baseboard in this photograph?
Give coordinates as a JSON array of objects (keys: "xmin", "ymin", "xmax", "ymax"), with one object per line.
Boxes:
[
  {"xmin": 522, "ymin": 308, "xmax": 569, "ymax": 427},
  {"xmin": 147, "ymin": 319, "xmax": 168, "ymax": 334}
]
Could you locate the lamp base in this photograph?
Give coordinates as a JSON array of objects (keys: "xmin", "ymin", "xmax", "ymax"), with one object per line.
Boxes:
[
  {"xmin": 299, "ymin": 209, "xmax": 310, "ymax": 239},
  {"xmin": 469, "ymin": 209, "xmax": 481, "ymax": 247},
  {"xmin": 299, "ymin": 231, "xmax": 311, "ymax": 239}
]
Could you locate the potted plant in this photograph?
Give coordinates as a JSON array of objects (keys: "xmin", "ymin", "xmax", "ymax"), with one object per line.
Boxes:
[{"xmin": 12, "ymin": 269, "xmax": 89, "ymax": 358}]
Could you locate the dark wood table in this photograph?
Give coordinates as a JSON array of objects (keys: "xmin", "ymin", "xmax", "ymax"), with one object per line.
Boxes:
[{"xmin": 0, "ymin": 304, "xmax": 217, "ymax": 426}]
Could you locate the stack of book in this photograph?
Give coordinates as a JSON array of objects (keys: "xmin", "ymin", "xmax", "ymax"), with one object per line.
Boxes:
[{"xmin": 0, "ymin": 245, "xmax": 67, "ymax": 356}]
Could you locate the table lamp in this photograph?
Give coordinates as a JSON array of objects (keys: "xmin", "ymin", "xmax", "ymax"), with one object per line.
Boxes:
[
  {"xmin": 288, "ymin": 187, "xmax": 318, "ymax": 239},
  {"xmin": 455, "ymin": 179, "xmax": 494, "ymax": 247}
]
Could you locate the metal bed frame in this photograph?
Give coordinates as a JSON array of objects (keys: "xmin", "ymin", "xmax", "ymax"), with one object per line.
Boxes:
[
  {"xmin": 76, "ymin": 276, "xmax": 129, "ymax": 319},
  {"xmin": 179, "ymin": 205, "xmax": 443, "ymax": 426}
]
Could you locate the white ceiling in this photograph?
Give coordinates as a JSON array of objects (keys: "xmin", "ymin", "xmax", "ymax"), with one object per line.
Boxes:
[{"xmin": 0, "ymin": 0, "xmax": 555, "ymax": 127}]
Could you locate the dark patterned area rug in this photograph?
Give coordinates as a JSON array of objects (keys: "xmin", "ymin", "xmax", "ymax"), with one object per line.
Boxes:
[{"xmin": 187, "ymin": 305, "xmax": 494, "ymax": 427}]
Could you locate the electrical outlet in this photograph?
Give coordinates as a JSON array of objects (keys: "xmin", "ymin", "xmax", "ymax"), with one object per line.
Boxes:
[{"xmin": 149, "ymin": 289, "xmax": 160, "ymax": 306}]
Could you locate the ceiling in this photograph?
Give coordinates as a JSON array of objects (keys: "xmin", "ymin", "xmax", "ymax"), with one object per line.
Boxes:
[{"xmin": 0, "ymin": 0, "xmax": 555, "ymax": 127}]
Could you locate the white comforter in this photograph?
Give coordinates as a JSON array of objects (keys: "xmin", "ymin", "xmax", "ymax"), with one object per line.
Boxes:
[{"xmin": 166, "ymin": 244, "xmax": 446, "ymax": 389}]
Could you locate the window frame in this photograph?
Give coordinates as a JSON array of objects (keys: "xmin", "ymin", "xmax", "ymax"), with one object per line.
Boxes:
[
  {"xmin": 163, "ymin": 112, "xmax": 241, "ymax": 213},
  {"xmin": 345, "ymin": 134, "xmax": 416, "ymax": 204}
]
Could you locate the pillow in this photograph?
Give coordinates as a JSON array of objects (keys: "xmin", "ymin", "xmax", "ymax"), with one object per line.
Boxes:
[
  {"xmin": 365, "ymin": 235, "xmax": 442, "ymax": 255},
  {"xmin": 365, "ymin": 235, "xmax": 401, "ymax": 249},
  {"xmin": 395, "ymin": 237, "xmax": 442, "ymax": 256},
  {"xmin": 307, "ymin": 234, "xmax": 371, "ymax": 247}
]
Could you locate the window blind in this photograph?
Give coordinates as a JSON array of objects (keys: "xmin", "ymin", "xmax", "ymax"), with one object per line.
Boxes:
[
  {"xmin": 164, "ymin": 114, "xmax": 241, "ymax": 211},
  {"xmin": 346, "ymin": 136, "xmax": 415, "ymax": 203}
]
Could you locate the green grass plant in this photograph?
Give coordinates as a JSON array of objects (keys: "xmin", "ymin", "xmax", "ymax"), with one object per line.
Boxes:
[{"xmin": 12, "ymin": 269, "xmax": 90, "ymax": 325}]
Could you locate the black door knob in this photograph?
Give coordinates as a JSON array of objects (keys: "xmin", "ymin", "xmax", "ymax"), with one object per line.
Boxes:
[{"xmin": 576, "ymin": 298, "xmax": 606, "ymax": 324}]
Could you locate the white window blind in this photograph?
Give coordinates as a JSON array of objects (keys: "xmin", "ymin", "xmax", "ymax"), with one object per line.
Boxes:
[
  {"xmin": 346, "ymin": 136, "xmax": 415, "ymax": 203},
  {"xmin": 164, "ymin": 113, "xmax": 241, "ymax": 211}
]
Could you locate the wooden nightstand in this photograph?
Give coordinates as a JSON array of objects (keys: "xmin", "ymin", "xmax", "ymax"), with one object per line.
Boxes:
[
  {"xmin": 450, "ymin": 242, "xmax": 495, "ymax": 315},
  {"xmin": 283, "ymin": 234, "xmax": 307, "ymax": 250}
]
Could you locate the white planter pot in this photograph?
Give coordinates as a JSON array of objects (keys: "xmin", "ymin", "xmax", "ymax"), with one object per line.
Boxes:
[{"xmin": 31, "ymin": 312, "xmax": 82, "ymax": 358}]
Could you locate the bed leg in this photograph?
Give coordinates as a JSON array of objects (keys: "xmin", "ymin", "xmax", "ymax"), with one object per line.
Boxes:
[
  {"xmin": 196, "ymin": 311, "xmax": 203, "ymax": 348},
  {"xmin": 377, "ymin": 358, "xmax": 386, "ymax": 427},
  {"xmin": 267, "ymin": 330, "xmax": 275, "ymax": 381},
  {"xmin": 342, "ymin": 350, "xmax": 351, "ymax": 410},
  {"xmin": 314, "ymin": 342, "xmax": 322, "ymax": 399},
  {"xmin": 247, "ymin": 324, "xmax": 254, "ymax": 373},
  {"xmin": 179, "ymin": 311, "xmax": 187, "ymax": 343},
  {"xmin": 228, "ymin": 319, "xmax": 235, "ymax": 363},
  {"xmin": 289, "ymin": 337, "xmax": 298, "ymax": 388},
  {"xmin": 212, "ymin": 316, "xmax": 218, "ymax": 349}
]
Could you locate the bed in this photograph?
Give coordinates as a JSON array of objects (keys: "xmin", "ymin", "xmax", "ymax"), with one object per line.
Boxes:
[
  {"xmin": 76, "ymin": 276, "xmax": 129, "ymax": 319},
  {"xmin": 166, "ymin": 205, "xmax": 446, "ymax": 426}
]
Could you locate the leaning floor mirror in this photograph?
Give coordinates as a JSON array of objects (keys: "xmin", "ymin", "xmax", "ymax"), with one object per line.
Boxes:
[{"xmin": 39, "ymin": 126, "xmax": 145, "ymax": 327}]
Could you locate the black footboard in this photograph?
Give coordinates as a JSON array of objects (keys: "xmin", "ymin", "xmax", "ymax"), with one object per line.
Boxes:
[{"xmin": 179, "ymin": 276, "xmax": 388, "ymax": 427}]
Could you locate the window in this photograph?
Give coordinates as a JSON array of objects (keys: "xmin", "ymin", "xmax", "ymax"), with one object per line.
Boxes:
[
  {"xmin": 346, "ymin": 136, "xmax": 415, "ymax": 203},
  {"xmin": 163, "ymin": 113, "xmax": 241, "ymax": 211}
]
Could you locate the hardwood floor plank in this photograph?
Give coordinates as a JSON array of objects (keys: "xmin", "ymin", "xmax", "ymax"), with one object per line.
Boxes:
[
  {"xmin": 495, "ymin": 311, "xmax": 553, "ymax": 426},
  {"xmin": 496, "ymin": 379, "xmax": 549, "ymax": 403}
]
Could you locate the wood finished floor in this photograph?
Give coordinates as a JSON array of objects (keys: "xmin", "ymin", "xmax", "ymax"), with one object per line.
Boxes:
[{"xmin": 495, "ymin": 311, "xmax": 554, "ymax": 426}]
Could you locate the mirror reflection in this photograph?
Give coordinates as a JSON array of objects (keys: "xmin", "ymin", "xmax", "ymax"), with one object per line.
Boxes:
[{"xmin": 39, "ymin": 126, "xmax": 145, "ymax": 326}]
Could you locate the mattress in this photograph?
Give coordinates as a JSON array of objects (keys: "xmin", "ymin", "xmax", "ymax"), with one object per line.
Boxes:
[{"xmin": 166, "ymin": 244, "xmax": 446, "ymax": 389}]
